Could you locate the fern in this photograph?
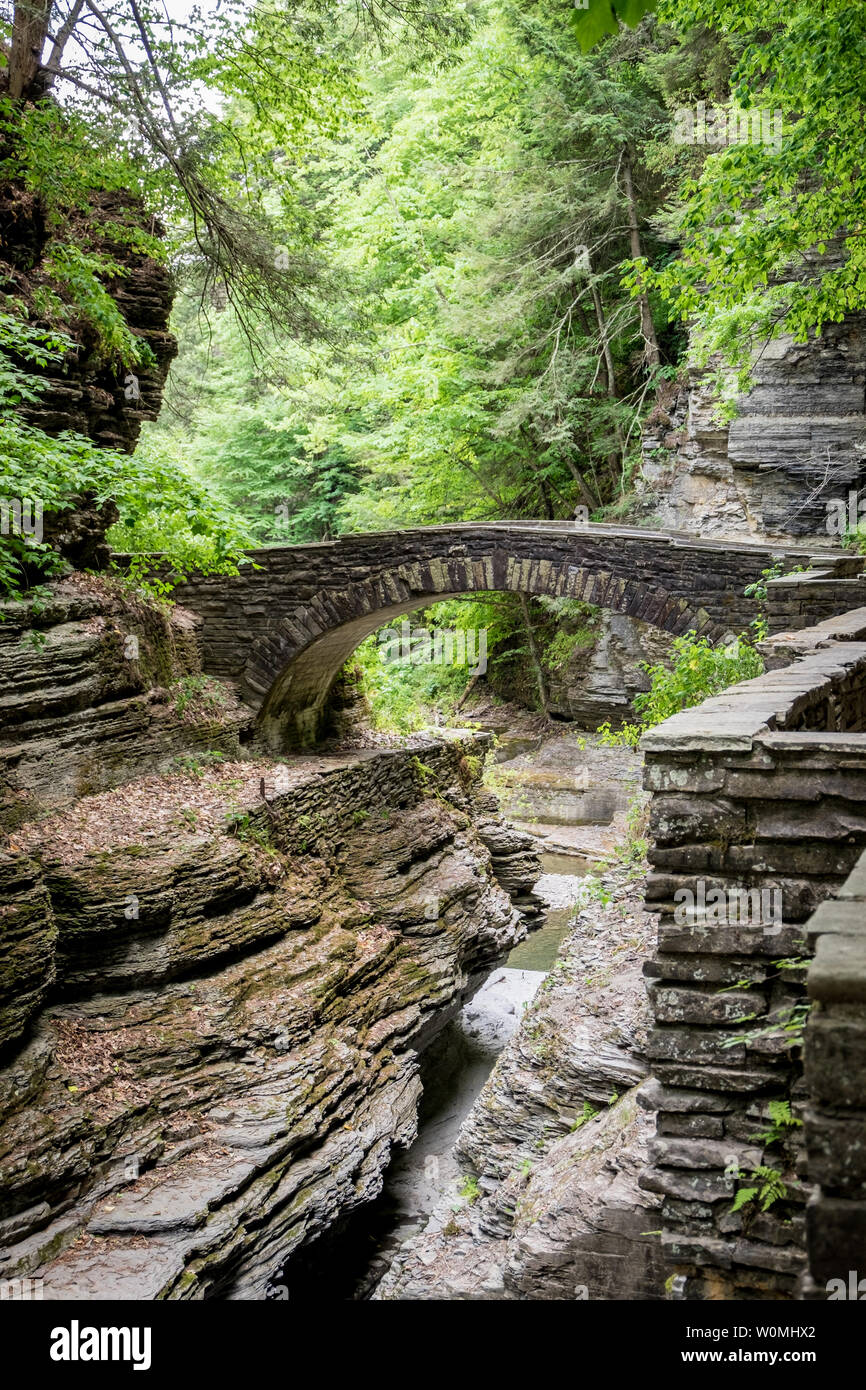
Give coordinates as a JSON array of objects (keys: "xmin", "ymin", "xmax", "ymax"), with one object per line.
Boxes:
[
  {"xmin": 731, "ymin": 1166, "xmax": 788, "ymax": 1215},
  {"xmin": 751, "ymin": 1100, "xmax": 803, "ymax": 1148}
]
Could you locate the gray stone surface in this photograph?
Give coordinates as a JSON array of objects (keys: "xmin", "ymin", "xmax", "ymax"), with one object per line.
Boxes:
[
  {"xmin": 0, "ymin": 577, "xmax": 252, "ymax": 830},
  {"xmin": 375, "ymin": 866, "xmax": 669, "ymax": 1302},
  {"xmin": 162, "ymin": 523, "xmax": 850, "ymax": 746},
  {"xmin": 639, "ymin": 317, "xmax": 866, "ymax": 540},
  {"xmin": 0, "ymin": 735, "xmax": 539, "ymax": 1301},
  {"xmin": 638, "ymin": 607, "xmax": 866, "ymax": 1297},
  {"xmin": 803, "ymin": 849, "xmax": 866, "ymax": 1286}
]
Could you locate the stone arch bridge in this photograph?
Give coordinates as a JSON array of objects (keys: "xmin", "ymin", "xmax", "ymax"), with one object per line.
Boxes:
[{"xmin": 168, "ymin": 522, "xmax": 861, "ymax": 746}]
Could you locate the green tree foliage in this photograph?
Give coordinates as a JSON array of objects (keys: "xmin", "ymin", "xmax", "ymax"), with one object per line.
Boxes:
[
  {"xmin": 0, "ymin": 313, "xmax": 250, "ymax": 598},
  {"xmin": 348, "ymin": 597, "xmax": 510, "ymax": 733},
  {"xmin": 139, "ymin": 290, "xmax": 361, "ymax": 546},
  {"xmin": 571, "ymin": 0, "xmax": 660, "ymax": 53},
  {"xmin": 149, "ymin": 1, "xmax": 680, "ymax": 537},
  {"xmin": 0, "ymin": 1, "xmax": 466, "ymax": 590},
  {"xmin": 325, "ymin": 4, "xmax": 675, "ymax": 528},
  {"xmin": 597, "ymin": 629, "xmax": 763, "ymax": 746},
  {"xmin": 645, "ymin": 0, "xmax": 866, "ymax": 387},
  {"xmin": 633, "ymin": 629, "xmax": 763, "ymax": 724},
  {"xmin": 0, "ymin": 1, "xmax": 464, "ymax": 332},
  {"xmin": 3, "ymin": 0, "xmax": 864, "ymax": 634}
]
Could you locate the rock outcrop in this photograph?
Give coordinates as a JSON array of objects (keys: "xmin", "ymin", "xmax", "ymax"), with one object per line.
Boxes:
[
  {"xmin": 485, "ymin": 607, "xmax": 674, "ymax": 729},
  {"xmin": 1, "ymin": 175, "xmax": 176, "ymax": 571},
  {"xmin": 0, "ymin": 730, "xmax": 538, "ymax": 1300},
  {"xmin": 375, "ymin": 866, "xmax": 671, "ymax": 1301},
  {"xmin": 640, "ymin": 318, "xmax": 866, "ymax": 541},
  {"xmin": 473, "ymin": 789, "xmax": 545, "ymax": 916},
  {"xmin": 5, "ymin": 187, "xmax": 176, "ymax": 458},
  {"xmin": 0, "ymin": 574, "xmax": 254, "ymax": 831},
  {"xmin": 545, "ymin": 611, "xmax": 674, "ymax": 728},
  {"xmin": 488, "ymin": 732, "xmax": 641, "ymax": 846}
]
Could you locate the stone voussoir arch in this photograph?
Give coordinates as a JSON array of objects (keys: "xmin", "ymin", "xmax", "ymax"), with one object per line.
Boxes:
[
  {"xmin": 248, "ymin": 549, "xmax": 724, "ymax": 747},
  {"xmin": 167, "ymin": 522, "xmax": 845, "ymax": 749}
]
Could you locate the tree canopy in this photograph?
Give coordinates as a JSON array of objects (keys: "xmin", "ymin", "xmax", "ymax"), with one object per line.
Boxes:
[{"xmin": 1, "ymin": 0, "xmax": 864, "ymax": 596}]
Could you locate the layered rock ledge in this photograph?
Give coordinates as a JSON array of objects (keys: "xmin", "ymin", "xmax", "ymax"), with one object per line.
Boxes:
[
  {"xmin": 0, "ymin": 735, "xmax": 538, "ymax": 1299},
  {"xmin": 0, "ymin": 574, "xmax": 254, "ymax": 832},
  {"xmin": 375, "ymin": 865, "xmax": 670, "ymax": 1301}
]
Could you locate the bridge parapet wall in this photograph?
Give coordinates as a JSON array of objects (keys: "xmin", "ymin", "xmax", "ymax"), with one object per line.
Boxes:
[
  {"xmin": 766, "ymin": 565, "xmax": 866, "ymax": 635},
  {"xmin": 640, "ymin": 607, "xmax": 866, "ymax": 1298}
]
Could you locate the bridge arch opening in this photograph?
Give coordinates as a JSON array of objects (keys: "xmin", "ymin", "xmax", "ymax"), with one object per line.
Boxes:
[{"xmin": 259, "ymin": 593, "xmax": 469, "ymax": 745}]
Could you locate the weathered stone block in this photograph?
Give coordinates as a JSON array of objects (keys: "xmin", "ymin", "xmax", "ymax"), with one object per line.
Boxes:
[
  {"xmin": 649, "ymin": 797, "xmax": 747, "ymax": 846},
  {"xmin": 808, "ymin": 933, "xmax": 866, "ymax": 1004},
  {"xmin": 805, "ymin": 1010, "xmax": 866, "ymax": 1107},
  {"xmin": 639, "ymin": 1166, "xmax": 735, "ymax": 1203},
  {"xmin": 805, "ymin": 1107, "xmax": 866, "ymax": 1193},
  {"xmin": 652, "ymin": 1060, "xmax": 783, "ymax": 1092},
  {"xmin": 638, "ymin": 1079, "xmax": 738, "ymax": 1114},
  {"xmin": 806, "ymin": 1195, "xmax": 866, "ymax": 1284},
  {"xmin": 648, "ymin": 1137, "xmax": 762, "ymax": 1171},
  {"xmin": 647, "ymin": 1027, "xmax": 746, "ymax": 1066},
  {"xmin": 657, "ymin": 919, "xmax": 806, "ymax": 957},
  {"xmin": 806, "ymin": 900, "xmax": 866, "ymax": 946},
  {"xmin": 646, "ymin": 982, "xmax": 765, "ymax": 1027},
  {"xmin": 644, "ymin": 954, "xmax": 769, "ymax": 986},
  {"xmin": 657, "ymin": 1113, "xmax": 726, "ymax": 1138}
]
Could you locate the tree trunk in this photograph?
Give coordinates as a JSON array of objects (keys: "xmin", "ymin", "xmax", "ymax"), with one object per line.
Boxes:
[
  {"xmin": 621, "ymin": 152, "xmax": 661, "ymax": 372},
  {"xmin": 589, "ymin": 278, "xmax": 618, "ymax": 400},
  {"xmin": 586, "ymin": 271, "xmax": 625, "ymax": 479},
  {"xmin": 563, "ymin": 455, "xmax": 600, "ymax": 512},
  {"xmin": 518, "ymin": 593, "xmax": 551, "ymax": 718},
  {"xmin": 455, "ymin": 669, "xmax": 482, "ymax": 711},
  {"xmin": 7, "ymin": 0, "xmax": 54, "ymax": 99}
]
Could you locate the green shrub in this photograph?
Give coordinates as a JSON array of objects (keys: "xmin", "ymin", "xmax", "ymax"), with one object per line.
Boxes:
[
  {"xmin": 0, "ymin": 315, "xmax": 250, "ymax": 602},
  {"xmin": 597, "ymin": 631, "xmax": 764, "ymax": 747}
]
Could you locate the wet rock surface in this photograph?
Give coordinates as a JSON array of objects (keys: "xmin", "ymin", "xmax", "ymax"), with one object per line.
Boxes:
[
  {"xmin": 487, "ymin": 729, "xmax": 643, "ymax": 860},
  {"xmin": 374, "ymin": 865, "xmax": 671, "ymax": 1300}
]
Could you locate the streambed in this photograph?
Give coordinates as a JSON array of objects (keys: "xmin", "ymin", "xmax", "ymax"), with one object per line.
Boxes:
[
  {"xmin": 272, "ymin": 733, "xmax": 638, "ymax": 1299},
  {"xmin": 269, "ymin": 842, "xmax": 588, "ymax": 1300}
]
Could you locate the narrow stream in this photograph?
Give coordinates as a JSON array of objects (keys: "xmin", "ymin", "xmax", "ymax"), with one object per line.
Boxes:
[{"xmin": 274, "ymin": 841, "xmax": 590, "ymax": 1300}]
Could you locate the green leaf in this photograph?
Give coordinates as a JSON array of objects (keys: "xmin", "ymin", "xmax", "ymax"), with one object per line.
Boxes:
[
  {"xmin": 571, "ymin": 0, "xmax": 658, "ymax": 51},
  {"xmin": 613, "ymin": 0, "xmax": 659, "ymax": 23},
  {"xmin": 570, "ymin": 1, "xmax": 621, "ymax": 52}
]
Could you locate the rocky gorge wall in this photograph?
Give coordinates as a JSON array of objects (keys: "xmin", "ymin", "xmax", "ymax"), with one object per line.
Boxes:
[
  {"xmin": 4, "ymin": 568, "xmax": 866, "ymax": 1303},
  {"xmin": 483, "ymin": 605, "xmax": 675, "ymax": 729},
  {"xmin": 372, "ymin": 604, "xmax": 866, "ymax": 1303},
  {"xmin": 0, "ymin": 720, "xmax": 540, "ymax": 1299},
  {"xmin": 375, "ymin": 863, "xmax": 670, "ymax": 1301},
  {"xmin": 4, "ymin": 188, "xmax": 176, "ymax": 461},
  {"xmin": 0, "ymin": 574, "xmax": 254, "ymax": 832},
  {"xmin": 640, "ymin": 317, "xmax": 866, "ymax": 541}
]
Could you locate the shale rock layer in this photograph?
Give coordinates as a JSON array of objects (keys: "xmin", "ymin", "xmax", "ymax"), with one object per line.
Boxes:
[{"xmin": 0, "ymin": 735, "xmax": 538, "ymax": 1299}]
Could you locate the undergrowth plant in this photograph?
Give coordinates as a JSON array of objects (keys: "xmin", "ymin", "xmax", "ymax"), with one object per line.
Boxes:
[
  {"xmin": 0, "ymin": 317, "xmax": 250, "ymax": 602},
  {"xmin": 596, "ymin": 623, "xmax": 764, "ymax": 748}
]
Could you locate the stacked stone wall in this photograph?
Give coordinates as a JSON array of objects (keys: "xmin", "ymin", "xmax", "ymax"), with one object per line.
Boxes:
[{"xmin": 641, "ymin": 608, "xmax": 866, "ymax": 1296}]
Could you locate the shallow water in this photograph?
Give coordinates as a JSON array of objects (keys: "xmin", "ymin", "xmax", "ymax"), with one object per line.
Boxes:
[
  {"xmin": 347, "ymin": 834, "xmax": 590, "ymax": 1291},
  {"xmin": 271, "ymin": 826, "xmax": 590, "ymax": 1298},
  {"xmin": 507, "ymin": 850, "xmax": 591, "ymax": 971}
]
